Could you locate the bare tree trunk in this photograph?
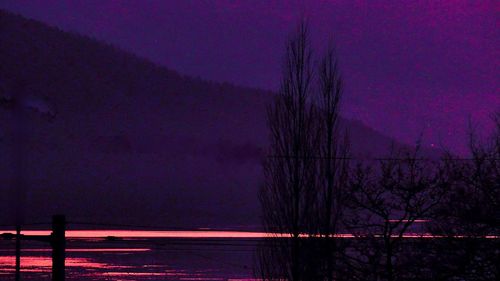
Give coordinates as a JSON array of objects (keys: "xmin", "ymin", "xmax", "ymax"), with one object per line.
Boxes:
[{"xmin": 385, "ymin": 240, "xmax": 394, "ymax": 281}]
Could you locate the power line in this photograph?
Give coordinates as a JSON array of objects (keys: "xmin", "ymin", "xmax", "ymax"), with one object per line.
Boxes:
[{"xmin": 267, "ymin": 155, "xmax": 500, "ymax": 161}]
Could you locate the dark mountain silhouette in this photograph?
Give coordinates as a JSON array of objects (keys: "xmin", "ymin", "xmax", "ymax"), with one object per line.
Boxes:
[{"xmin": 0, "ymin": 10, "xmax": 436, "ymax": 229}]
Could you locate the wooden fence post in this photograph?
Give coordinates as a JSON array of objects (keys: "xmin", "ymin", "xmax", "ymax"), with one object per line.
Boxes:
[
  {"xmin": 51, "ymin": 215, "xmax": 65, "ymax": 281},
  {"xmin": 15, "ymin": 225, "xmax": 21, "ymax": 281}
]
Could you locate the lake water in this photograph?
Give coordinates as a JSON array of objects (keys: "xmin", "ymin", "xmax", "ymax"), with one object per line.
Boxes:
[
  {"xmin": 2, "ymin": 230, "xmax": 495, "ymax": 280},
  {"xmin": 0, "ymin": 230, "xmax": 264, "ymax": 281}
]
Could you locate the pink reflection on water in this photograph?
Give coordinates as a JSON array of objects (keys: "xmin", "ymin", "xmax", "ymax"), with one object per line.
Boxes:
[
  {"xmin": 0, "ymin": 230, "xmax": 272, "ymax": 238},
  {"xmin": 0, "ymin": 256, "xmax": 109, "ymax": 272},
  {"xmin": 0, "ymin": 230, "xmax": 498, "ymax": 239},
  {"xmin": 179, "ymin": 277, "xmax": 225, "ymax": 281},
  {"xmin": 102, "ymin": 272, "xmax": 181, "ymax": 277},
  {"xmin": 0, "ymin": 248, "xmax": 150, "ymax": 253}
]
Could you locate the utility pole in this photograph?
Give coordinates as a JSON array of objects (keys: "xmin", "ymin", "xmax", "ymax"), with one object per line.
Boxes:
[
  {"xmin": 15, "ymin": 225, "xmax": 21, "ymax": 281},
  {"xmin": 51, "ymin": 215, "xmax": 65, "ymax": 281}
]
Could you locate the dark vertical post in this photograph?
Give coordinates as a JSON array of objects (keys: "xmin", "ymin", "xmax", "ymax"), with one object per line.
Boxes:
[
  {"xmin": 15, "ymin": 225, "xmax": 21, "ymax": 281},
  {"xmin": 51, "ymin": 215, "xmax": 65, "ymax": 281}
]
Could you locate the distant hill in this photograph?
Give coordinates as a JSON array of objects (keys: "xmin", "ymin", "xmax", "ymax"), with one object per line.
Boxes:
[{"xmin": 0, "ymin": 10, "xmax": 436, "ymax": 229}]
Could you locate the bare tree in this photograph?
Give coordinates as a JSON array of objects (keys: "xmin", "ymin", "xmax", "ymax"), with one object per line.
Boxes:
[
  {"xmin": 344, "ymin": 146, "xmax": 448, "ymax": 281},
  {"xmin": 315, "ymin": 46, "xmax": 350, "ymax": 281},
  {"xmin": 434, "ymin": 113, "xmax": 499, "ymax": 235},
  {"xmin": 426, "ymin": 113, "xmax": 500, "ymax": 280},
  {"xmin": 258, "ymin": 20, "xmax": 321, "ymax": 281}
]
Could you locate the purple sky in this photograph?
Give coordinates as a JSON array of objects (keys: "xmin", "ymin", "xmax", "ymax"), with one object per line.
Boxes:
[{"xmin": 1, "ymin": 0, "xmax": 498, "ymax": 153}]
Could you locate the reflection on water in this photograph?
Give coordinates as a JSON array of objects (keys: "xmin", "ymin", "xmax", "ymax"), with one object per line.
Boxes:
[
  {"xmin": 0, "ymin": 248, "xmax": 151, "ymax": 252},
  {"xmin": 0, "ymin": 256, "xmax": 109, "ymax": 272},
  {"xmin": 0, "ymin": 231, "xmax": 260, "ymax": 281},
  {"xmin": 5, "ymin": 230, "xmax": 482, "ymax": 238},
  {"xmin": 2, "ymin": 230, "xmax": 496, "ymax": 280},
  {"xmin": 0, "ymin": 230, "xmax": 272, "ymax": 238}
]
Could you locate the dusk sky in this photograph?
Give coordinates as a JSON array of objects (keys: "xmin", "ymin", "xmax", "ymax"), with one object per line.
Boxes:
[
  {"xmin": 0, "ymin": 2, "xmax": 499, "ymax": 279},
  {"xmin": 1, "ymin": 0, "xmax": 498, "ymax": 153}
]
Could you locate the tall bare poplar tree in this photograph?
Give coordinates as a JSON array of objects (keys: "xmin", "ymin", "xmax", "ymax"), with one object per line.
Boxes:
[
  {"xmin": 316, "ymin": 46, "xmax": 350, "ymax": 281},
  {"xmin": 258, "ymin": 21, "xmax": 320, "ymax": 281}
]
